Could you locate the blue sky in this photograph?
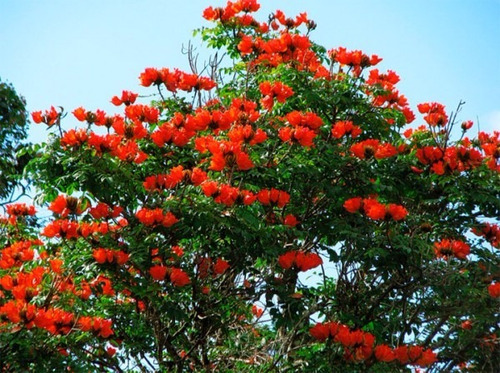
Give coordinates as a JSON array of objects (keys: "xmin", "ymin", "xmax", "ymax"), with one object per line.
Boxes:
[{"xmin": 1, "ymin": 0, "xmax": 499, "ymax": 142}]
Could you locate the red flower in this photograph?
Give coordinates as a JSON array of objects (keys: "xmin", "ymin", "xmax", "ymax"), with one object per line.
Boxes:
[
  {"xmin": 461, "ymin": 320, "xmax": 472, "ymax": 330},
  {"xmin": 295, "ymin": 252, "xmax": 322, "ymax": 271},
  {"xmin": 417, "ymin": 102, "xmax": 448, "ymax": 127},
  {"xmin": 331, "ymin": 120, "xmax": 362, "ymax": 139},
  {"xmin": 111, "ymin": 90, "xmax": 138, "ymax": 106},
  {"xmin": 251, "ymin": 305, "xmax": 263, "ymax": 318},
  {"xmin": 170, "ymin": 268, "xmax": 190, "ymax": 287},
  {"xmin": 363, "ymin": 199, "xmax": 386, "ymax": 220},
  {"xmin": 278, "ymin": 250, "xmax": 322, "ymax": 272},
  {"xmin": 488, "ymin": 282, "xmax": 500, "ymax": 298},
  {"xmin": 6, "ymin": 203, "xmax": 36, "ymax": 217},
  {"xmin": 309, "ymin": 322, "xmax": 330, "ymax": 341},
  {"xmin": 49, "ymin": 259, "xmax": 63, "ymax": 274},
  {"xmin": 351, "ymin": 139, "xmax": 397, "ymax": 159},
  {"xmin": 415, "ymin": 348, "xmax": 437, "ymax": 367},
  {"xmin": 374, "ymin": 344, "xmax": 395, "ymax": 362},
  {"xmin": 257, "ymin": 188, "xmax": 290, "ymax": 207},
  {"xmin": 343, "ymin": 197, "xmax": 363, "ymax": 213},
  {"xmin": 31, "ymin": 106, "xmax": 60, "ymax": 126},
  {"xmin": 49, "ymin": 195, "xmax": 84, "ymax": 217},
  {"xmin": 139, "ymin": 67, "xmax": 162, "ymax": 87},
  {"xmin": 106, "ymin": 346, "xmax": 117, "ymax": 357},
  {"xmin": 259, "ymin": 81, "xmax": 294, "ymax": 110},
  {"xmin": 213, "ymin": 259, "xmax": 230, "ymax": 275},
  {"xmin": 387, "ymin": 204, "xmax": 408, "ymax": 221},
  {"xmin": 162, "ymin": 212, "xmax": 179, "ymax": 227},
  {"xmin": 150, "ymin": 265, "xmax": 168, "ymax": 281},
  {"xmin": 60, "ymin": 129, "xmax": 88, "ymax": 148},
  {"xmin": 238, "ymin": 35, "xmax": 254, "ymax": 55},
  {"xmin": 394, "ymin": 346, "xmax": 410, "ymax": 364},
  {"xmin": 434, "ymin": 239, "xmax": 470, "ymax": 260},
  {"xmin": 283, "ymin": 214, "xmax": 298, "ymax": 227},
  {"xmin": 278, "ymin": 251, "xmax": 296, "ymax": 269}
]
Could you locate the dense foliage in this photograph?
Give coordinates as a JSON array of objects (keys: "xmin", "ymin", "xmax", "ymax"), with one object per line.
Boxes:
[
  {"xmin": 0, "ymin": 79, "xmax": 30, "ymax": 202},
  {"xmin": 1, "ymin": 1, "xmax": 499, "ymax": 372}
]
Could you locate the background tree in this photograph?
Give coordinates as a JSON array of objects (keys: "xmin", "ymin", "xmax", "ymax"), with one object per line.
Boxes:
[
  {"xmin": 0, "ymin": 79, "xmax": 30, "ymax": 202},
  {"xmin": 0, "ymin": 1, "xmax": 499, "ymax": 372}
]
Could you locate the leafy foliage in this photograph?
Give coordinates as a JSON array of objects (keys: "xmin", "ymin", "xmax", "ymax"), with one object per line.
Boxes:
[
  {"xmin": 1, "ymin": 1, "xmax": 499, "ymax": 372},
  {"xmin": 0, "ymin": 79, "xmax": 30, "ymax": 201}
]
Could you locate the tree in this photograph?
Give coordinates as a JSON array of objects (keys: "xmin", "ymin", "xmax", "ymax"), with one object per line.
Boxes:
[
  {"xmin": 0, "ymin": 79, "xmax": 30, "ymax": 202},
  {"xmin": 1, "ymin": 1, "xmax": 499, "ymax": 371}
]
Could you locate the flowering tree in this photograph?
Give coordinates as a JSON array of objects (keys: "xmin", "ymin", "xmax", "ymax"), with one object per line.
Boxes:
[{"xmin": 1, "ymin": 1, "xmax": 499, "ymax": 371}]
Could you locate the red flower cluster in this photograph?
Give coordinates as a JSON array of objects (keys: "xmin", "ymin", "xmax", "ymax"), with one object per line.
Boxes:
[
  {"xmin": 417, "ymin": 102, "xmax": 448, "ymax": 127},
  {"xmin": 93, "ymin": 248, "xmax": 130, "ymax": 265},
  {"xmin": 434, "ymin": 239, "xmax": 471, "ymax": 260},
  {"xmin": 259, "ymin": 81, "xmax": 294, "ymax": 110},
  {"xmin": 367, "ymin": 69, "xmax": 400, "ymax": 90},
  {"xmin": 151, "ymin": 114, "xmax": 196, "ymax": 148},
  {"xmin": 43, "ymin": 219, "xmax": 126, "ymax": 240},
  {"xmin": 0, "ymin": 267, "xmax": 44, "ymax": 301},
  {"xmin": 310, "ymin": 321, "xmax": 437, "ymax": 367},
  {"xmin": 278, "ymin": 110, "xmax": 323, "ymax": 147},
  {"xmin": 272, "ymin": 10, "xmax": 311, "ymax": 30},
  {"xmin": 77, "ymin": 316, "xmax": 114, "ymax": 338},
  {"xmin": 135, "ymin": 208, "xmax": 179, "ymax": 228},
  {"xmin": 331, "ymin": 120, "xmax": 362, "ymax": 139},
  {"xmin": 251, "ymin": 305, "xmax": 263, "ymax": 318},
  {"xmin": 143, "ymin": 165, "xmax": 184, "ymax": 191},
  {"xmin": 365, "ymin": 69, "xmax": 414, "ymax": 124},
  {"xmin": 203, "ymin": 0, "xmax": 260, "ymax": 23},
  {"xmin": 278, "ymin": 126, "xmax": 316, "ymax": 147},
  {"xmin": 195, "ymin": 137, "xmax": 254, "ymax": 171},
  {"xmin": 350, "ymin": 139, "xmax": 397, "ymax": 160},
  {"xmin": 42, "ymin": 219, "xmax": 79, "ymax": 239},
  {"xmin": 285, "ymin": 111, "xmax": 323, "ymax": 130},
  {"xmin": 121, "ymin": 105, "xmax": 158, "ymax": 126},
  {"xmin": 256, "ymin": 188, "xmax": 290, "ymax": 208},
  {"xmin": 278, "ymin": 250, "xmax": 322, "ymax": 272},
  {"xmin": 227, "ymin": 124, "xmax": 267, "ymax": 145},
  {"xmin": 0, "ymin": 300, "xmax": 111, "ymax": 338},
  {"xmin": 111, "ymin": 90, "xmax": 138, "ymax": 106},
  {"xmin": 415, "ymin": 145, "xmax": 483, "ymax": 175},
  {"xmin": 114, "ymin": 141, "xmax": 149, "ymax": 164},
  {"xmin": 0, "ymin": 240, "xmax": 38, "ymax": 269},
  {"xmin": 87, "ymin": 133, "xmax": 122, "ymax": 154},
  {"xmin": 89, "ymin": 202, "xmax": 123, "ymax": 220},
  {"xmin": 478, "ymin": 131, "xmax": 500, "ymax": 172},
  {"xmin": 344, "ymin": 197, "xmax": 408, "ymax": 221},
  {"xmin": 472, "ymin": 222, "xmax": 500, "ymax": 248},
  {"xmin": 31, "ymin": 106, "xmax": 60, "ymax": 126},
  {"xmin": 149, "ymin": 265, "xmax": 191, "ymax": 287},
  {"xmin": 201, "ymin": 181, "xmax": 256, "ymax": 206},
  {"xmin": 6, "ymin": 203, "xmax": 36, "ymax": 217},
  {"xmin": 113, "ymin": 119, "xmax": 147, "ymax": 141},
  {"xmin": 310, "ymin": 322, "xmax": 374, "ymax": 361},
  {"xmin": 139, "ymin": 67, "xmax": 216, "ymax": 93},
  {"xmin": 73, "ymin": 107, "xmax": 120, "ymax": 127},
  {"xmin": 144, "ymin": 166, "xmax": 208, "ymax": 192},
  {"xmin": 197, "ymin": 257, "xmax": 231, "ymax": 278},
  {"xmin": 237, "ymin": 32, "xmax": 328, "ymax": 78},
  {"xmin": 60, "ymin": 128, "xmax": 88, "ymax": 148},
  {"xmin": 328, "ymin": 47, "xmax": 382, "ymax": 76},
  {"xmin": 49, "ymin": 195, "xmax": 85, "ymax": 217}
]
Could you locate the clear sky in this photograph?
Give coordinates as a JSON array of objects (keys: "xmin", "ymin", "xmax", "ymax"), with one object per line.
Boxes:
[{"xmin": 1, "ymin": 0, "xmax": 499, "ymax": 143}]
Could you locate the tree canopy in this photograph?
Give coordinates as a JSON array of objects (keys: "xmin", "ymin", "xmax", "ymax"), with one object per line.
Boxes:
[
  {"xmin": 1, "ymin": 1, "xmax": 499, "ymax": 372},
  {"xmin": 0, "ymin": 79, "xmax": 30, "ymax": 202}
]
